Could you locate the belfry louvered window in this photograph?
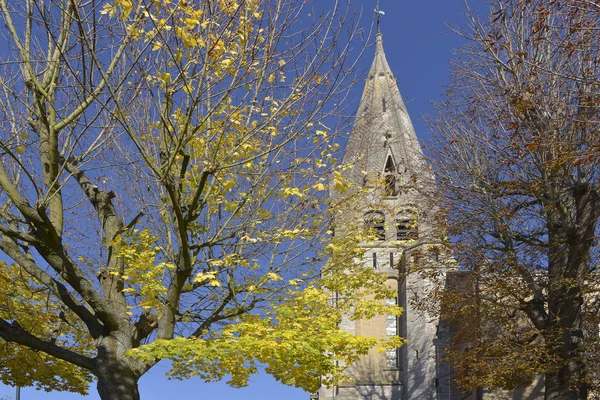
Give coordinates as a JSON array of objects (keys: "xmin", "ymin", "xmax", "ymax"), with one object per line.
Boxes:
[
  {"xmin": 396, "ymin": 210, "xmax": 418, "ymax": 240},
  {"xmin": 365, "ymin": 211, "xmax": 385, "ymax": 241}
]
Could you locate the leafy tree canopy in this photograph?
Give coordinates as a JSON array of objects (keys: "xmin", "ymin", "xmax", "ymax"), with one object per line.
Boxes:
[{"xmin": 0, "ymin": 0, "xmax": 400, "ymax": 398}]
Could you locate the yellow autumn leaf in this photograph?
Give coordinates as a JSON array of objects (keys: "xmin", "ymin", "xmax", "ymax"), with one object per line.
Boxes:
[
  {"xmin": 100, "ymin": 3, "xmax": 117, "ymax": 17},
  {"xmin": 115, "ymin": 0, "xmax": 133, "ymax": 19},
  {"xmin": 266, "ymin": 272, "xmax": 283, "ymax": 281},
  {"xmin": 183, "ymin": 17, "xmax": 200, "ymax": 28},
  {"xmin": 175, "ymin": 27, "xmax": 198, "ymax": 48},
  {"xmin": 183, "ymin": 84, "xmax": 194, "ymax": 94},
  {"xmin": 159, "ymin": 71, "xmax": 171, "ymax": 84},
  {"xmin": 15, "ymin": 145, "xmax": 25, "ymax": 155},
  {"xmin": 194, "ymin": 271, "xmax": 220, "ymax": 286},
  {"xmin": 281, "ymin": 187, "xmax": 304, "ymax": 198}
]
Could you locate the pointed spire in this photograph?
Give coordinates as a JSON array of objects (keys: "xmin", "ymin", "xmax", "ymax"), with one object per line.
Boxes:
[
  {"xmin": 375, "ymin": 32, "xmax": 383, "ymax": 54},
  {"xmin": 341, "ymin": 32, "xmax": 427, "ymax": 187},
  {"xmin": 368, "ymin": 33, "xmax": 392, "ymax": 80}
]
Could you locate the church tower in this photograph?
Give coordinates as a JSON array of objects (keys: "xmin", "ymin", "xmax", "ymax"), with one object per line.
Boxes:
[{"xmin": 317, "ymin": 32, "xmax": 447, "ymax": 400}]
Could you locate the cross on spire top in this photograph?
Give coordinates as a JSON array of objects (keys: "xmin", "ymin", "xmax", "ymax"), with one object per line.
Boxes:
[{"xmin": 375, "ymin": 0, "xmax": 385, "ymax": 34}]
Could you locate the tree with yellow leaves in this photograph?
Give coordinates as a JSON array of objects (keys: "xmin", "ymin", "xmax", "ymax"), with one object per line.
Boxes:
[{"xmin": 0, "ymin": 0, "xmax": 401, "ymax": 399}]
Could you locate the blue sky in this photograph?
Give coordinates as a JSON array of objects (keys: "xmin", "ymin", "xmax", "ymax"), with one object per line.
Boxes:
[{"xmin": 0, "ymin": 0, "xmax": 489, "ymax": 399}]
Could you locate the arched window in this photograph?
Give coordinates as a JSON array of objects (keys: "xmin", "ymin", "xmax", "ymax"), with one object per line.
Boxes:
[
  {"xmin": 396, "ymin": 210, "xmax": 418, "ymax": 240},
  {"xmin": 383, "ymin": 155, "xmax": 397, "ymax": 196},
  {"xmin": 365, "ymin": 211, "xmax": 385, "ymax": 241}
]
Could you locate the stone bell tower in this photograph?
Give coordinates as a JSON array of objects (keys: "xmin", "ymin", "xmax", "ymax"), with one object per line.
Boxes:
[{"xmin": 317, "ymin": 31, "xmax": 448, "ymax": 400}]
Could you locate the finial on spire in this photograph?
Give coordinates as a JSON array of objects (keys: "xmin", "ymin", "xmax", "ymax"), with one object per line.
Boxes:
[
  {"xmin": 375, "ymin": 0, "xmax": 385, "ymax": 34},
  {"xmin": 374, "ymin": 2, "xmax": 385, "ymax": 55}
]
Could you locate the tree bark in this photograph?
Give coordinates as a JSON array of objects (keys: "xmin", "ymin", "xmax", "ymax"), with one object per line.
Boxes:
[
  {"xmin": 545, "ymin": 364, "xmax": 587, "ymax": 400},
  {"xmin": 95, "ymin": 336, "xmax": 141, "ymax": 400},
  {"xmin": 544, "ymin": 284, "xmax": 589, "ymax": 400},
  {"xmin": 97, "ymin": 368, "xmax": 140, "ymax": 400}
]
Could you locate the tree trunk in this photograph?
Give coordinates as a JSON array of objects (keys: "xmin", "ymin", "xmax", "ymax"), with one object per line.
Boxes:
[
  {"xmin": 543, "ymin": 185, "xmax": 597, "ymax": 400},
  {"xmin": 544, "ymin": 288, "xmax": 588, "ymax": 400},
  {"xmin": 96, "ymin": 356, "xmax": 141, "ymax": 400},
  {"xmin": 545, "ymin": 364, "xmax": 587, "ymax": 400},
  {"xmin": 95, "ymin": 335, "xmax": 141, "ymax": 400}
]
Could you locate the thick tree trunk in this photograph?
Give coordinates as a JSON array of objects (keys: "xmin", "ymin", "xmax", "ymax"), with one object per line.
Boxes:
[
  {"xmin": 96, "ymin": 356, "xmax": 141, "ymax": 400},
  {"xmin": 97, "ymin": 368, "xmax": 140, "ymax": 400},
  {"xmin": 544, "ymin": 281, "xmax": 588, "ymax": 400},
  {"xmin": 544, "ymin": 289, "xmax": 587, "ymax": 400},
  {"xmin": 545, "ymin": 365, "xmax": 587, "ymax": 400},
  {"xmin": 544, "ymin": 185, "xmax": 597, "ymax": 400},
  {"xmin": 95, "ymin": 334, "xmax": 141, "ymax": 400}
]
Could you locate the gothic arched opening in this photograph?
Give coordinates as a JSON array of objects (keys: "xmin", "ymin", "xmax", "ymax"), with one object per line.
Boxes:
[
  {"xmin": 383, "ymin": 155, "xmax": 397, "ymax": 196},
  {"xmin": 396, "ymin": 210, "xmax": 418, "ymax": 240}
]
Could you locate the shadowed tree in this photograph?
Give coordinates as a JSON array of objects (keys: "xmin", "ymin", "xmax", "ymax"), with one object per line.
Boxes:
[{"xmin": 429, "ymin": 1, "xmax": 600, "ymax": 399}]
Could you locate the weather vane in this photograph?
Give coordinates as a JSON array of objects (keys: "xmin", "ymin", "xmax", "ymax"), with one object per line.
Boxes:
[{"xmin": 375, "ymin": 0, "xmax": 385, "ymax": 33}]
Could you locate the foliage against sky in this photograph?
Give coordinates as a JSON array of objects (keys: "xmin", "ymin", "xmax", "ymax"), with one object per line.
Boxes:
[{"xmin": 0, "ymin": 0, "xmax": 403, "ymax": 398}]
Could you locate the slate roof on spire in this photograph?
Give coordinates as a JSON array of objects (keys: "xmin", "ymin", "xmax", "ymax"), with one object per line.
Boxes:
[{"xmin": 342, "ymin": 33, "xmax": 426, "ymax": 186}]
